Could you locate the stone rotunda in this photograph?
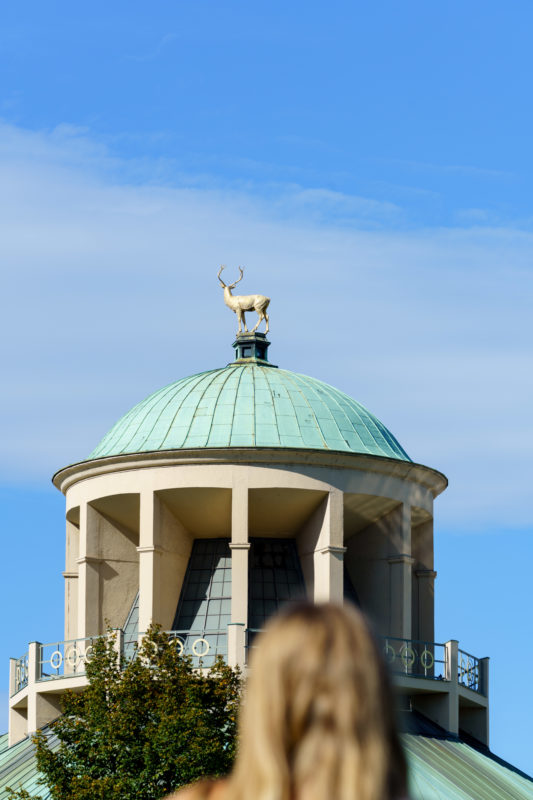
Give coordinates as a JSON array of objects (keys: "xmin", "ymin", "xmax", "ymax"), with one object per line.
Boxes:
[{"xmin": 7, "ymin": 330, "xmax": 495, "ymax": 787}]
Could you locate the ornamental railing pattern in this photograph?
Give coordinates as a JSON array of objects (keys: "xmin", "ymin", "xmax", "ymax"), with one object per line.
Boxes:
[
  {"xmin": 166, "ymin": 629, "xmax": 227, "ymax": 668},
  {"xmin": 381, "ymin": 636, "xmax": 447, "ymax": 680},
  {"xmin": 458, "ymin": 648, "xmax": 480, "ymax": 692},
  {"xmin": 11, "ymin": 629, "xmax": 482, "ymax": 695},
  {"xmin": 13, "ymin": 652, "xmax": 29, "ymax": 694},
  {"xmin": 38, "ymin": 635, "xmax": 103, "ymax": 681},
  {"xmin": 34, "ymin": 629, "xmax": 228, "ymax": 682}
]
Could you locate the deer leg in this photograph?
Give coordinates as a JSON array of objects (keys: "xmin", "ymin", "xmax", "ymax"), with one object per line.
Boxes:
[
  {"xmin": 242, "ymin": 311, "xmax": 249, "ymax": 332},
  {"xmin": 236, "ymin": 310, "xmax": 243, "ymax": 334},
  {"xmin": 251, "ymin": 312, "xmax": 261, "ymax": 333},
  {"xmin": 264, "ymin": 311, "xmax": 269, "ymax": 333}
]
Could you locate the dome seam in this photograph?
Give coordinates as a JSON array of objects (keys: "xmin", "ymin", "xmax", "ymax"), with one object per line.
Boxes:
[
  {"xmin": 206, "ymin": 364, "xmax": 240, "ymax": 448},
  {"xmin": 135, "ymin": 372, "xmax": 214, "ymax": 454},
  {"xmin": 100, "ymin": 373, "xmax": 204, "ymax": 457},
  {"xmin": 312, "ymin": 380, "xmax": 376, "ymax": 456},
  {"xmin": 228, "ymin": 365, "xmax": 246, "ymax": 447},
  {"xmin": 327, "ymin": 384, "xmax": 409, "ymax": 460},
  {"xmin": 273, "ymin": 368, "xmax": 328, "ymax": 450},
  {"xmin": 89, "ymin": 381, "xmax": 178, "ymax": 459},
  {"xmin": 287, "ymin": 371, "xmax": 343, "ymax": 451},
  {"xmin": 85, "ymin": 364, "xmax": 411, "ymax": 463},
  {"xmin": 160, "ymin": 369, "xmax": 223, "ymax": 450}
]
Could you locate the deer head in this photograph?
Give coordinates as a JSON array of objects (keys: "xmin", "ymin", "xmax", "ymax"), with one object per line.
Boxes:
[{"xmin": 217, "ymin": 265, "xmax": 244, "ymax": 291}]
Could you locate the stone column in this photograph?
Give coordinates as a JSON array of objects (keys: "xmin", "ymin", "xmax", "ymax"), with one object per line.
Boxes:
[
  {"xmin": 298, "ymin": 489, "xmax": 345, "ymax": 603},
  {"xmin": 388, "ymin": 555, "xmax": 415, "ymax": 640},
  {"xmin": 63, "ymin": 519, "xmax": 79, "ymax": 641},
  {"xmin": 388, "ymin": 502, "xmax": 413, "ymax": 640},
  {"xmin": 315, "ymin": 490, "xmax": 345, "ymax": 602},
  {"xmin": 26, "ymin": 641, "xmax": 41, "ymax": 735},
  {"xmin": 415, "ymin": 568, "xmax": 437, "ymax": 642},
  {"xmin": 480, "ymin": 656, "xmax": 490, "ymax": 698},
  {"xmin": 444, "ymin": 639, "xmax": 459, "ymax": 735},
  {"xmin": 479, "ymin": 657, "xmax": 490, "ymax": 745},
  {"xmin": 138, "ymin": 491, "xmax": 163, "ymax": 634},
  {"xmin": 229, "ymin": 483, "xmax": 249, "ymax": 667},
  {"xmin": 77, "ymin": 503, "xmax": 101, "ymax": 638}
]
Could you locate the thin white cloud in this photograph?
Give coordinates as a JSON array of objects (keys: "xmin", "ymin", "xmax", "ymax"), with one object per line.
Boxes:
[
  {"xmin": 0, "ymin": 122, "xmax": 531, "ymax": 529},
  {"xmin": 376, "ymin": 156, "xmax": 515, "ymax": 180},
  {"xmin": 124, "ymin": 32, "xmax": 177, "ymax": 62}
]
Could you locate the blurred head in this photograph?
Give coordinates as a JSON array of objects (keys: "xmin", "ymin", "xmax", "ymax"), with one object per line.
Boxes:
[{"xmin": 230, "ymin": 602, "xmax": 407, "ymax": 800}]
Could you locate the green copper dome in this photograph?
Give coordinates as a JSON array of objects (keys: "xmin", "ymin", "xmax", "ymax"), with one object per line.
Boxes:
[{"xmin": 88, "ymin": 363, "xmax": 410, "ymax": 462}]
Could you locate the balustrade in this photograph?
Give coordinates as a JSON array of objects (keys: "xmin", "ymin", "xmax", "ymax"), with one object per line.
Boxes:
[
  {"xmin": 381, "ymin": 636, "xmax": 447, "ymax": 680},
  {"xmin": 12, "ymin": 652, "xmax": 29, "ymax": 695},
  {"xmin": 458, "ymin": 648, "xmax": 481, "ymax": 692},
  {"xmin": 166, "ymin": 629, "xmax": 227, "ymax": 668},
  {"xmin": 38, "ymin": 635, "xmax": 104, "ymax": 681},
  {"xmin": 11, "ymin": 628, "xmax": 483, "ymax": 695}
]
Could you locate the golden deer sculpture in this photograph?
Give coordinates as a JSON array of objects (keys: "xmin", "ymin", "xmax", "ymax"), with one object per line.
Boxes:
[{"xmin": 217, "ymin": 266, "xmax": 270, "ymax": 334}]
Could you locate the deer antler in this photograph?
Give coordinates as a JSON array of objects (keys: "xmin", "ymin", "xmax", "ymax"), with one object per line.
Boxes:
[
  {"xmin": 228, "ymin": 266, "xmax": 244, "ymax": 290},
  {"xmin": 217, "ymin": 265, "xmax": 227, "ymax": 287}
]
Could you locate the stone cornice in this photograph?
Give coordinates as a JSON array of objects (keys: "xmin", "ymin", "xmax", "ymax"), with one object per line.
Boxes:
[{"xmin": 53, "ymin": 447, "xmax": 447, "ymax": 497}]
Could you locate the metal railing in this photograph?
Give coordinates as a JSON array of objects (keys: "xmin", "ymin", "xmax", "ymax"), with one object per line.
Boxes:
[
  {"xmin": 13, "ymin": 652, "xmax": 29, "ymax": 694},
  {"xmin": 14, "ymin": 628, "xmax": 483, "ymax": 696},
  {"xmin": 38, "ymin": 635, "xmax": 104, "ymax": 681},
  {"xmin": 458, "ymin": 648, "xmax": 481, "ymax": 692},
  {"xmin": 381, "ymin": 636, "xmax": 447, "ymax": 680},
  {"xmin": 35, "ymin": 628, "xmax": 228, "ymax": 682},
  {"xmin": 246, "ymin": 631, "xmax": 448, "ymax": 683},
  {"xmin": 166, "ymin": 629, "xmax": 227, "ymax": 668}
]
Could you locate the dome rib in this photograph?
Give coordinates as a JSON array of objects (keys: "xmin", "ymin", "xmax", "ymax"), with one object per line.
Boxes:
[
  {"xmin": 275, "ymin": 370, "xmax": 329, "ymax": 450},
  {"xmin": 161, "ymin": 369, "xmax": 223, "ymax": 451},
  {"xmin": 87, "ymin": 365, "xmax": 411, "ymax": 463},
  {"xmin": 205, "ymin": 365, "xmax": 239, "ymax": 448}
]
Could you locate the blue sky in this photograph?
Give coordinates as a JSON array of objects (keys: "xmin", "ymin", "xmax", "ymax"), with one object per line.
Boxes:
[{"xmin": 0, "ymin": 0, "xmax": 532, "ymax": 777}]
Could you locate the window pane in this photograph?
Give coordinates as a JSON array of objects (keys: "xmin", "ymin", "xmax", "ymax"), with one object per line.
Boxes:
[
  {"xmin": 173, "ymin": 539, "xmax": 231, "ymax": 638},
  {"xmin": 248, "ymin": 538, "xmax": 306, "ymax": 630}
]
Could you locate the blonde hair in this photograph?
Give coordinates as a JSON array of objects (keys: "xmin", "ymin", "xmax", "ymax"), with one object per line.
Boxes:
[{"xmin": 229, "ymin": 602, "xmax": 406, "ymax": 800}]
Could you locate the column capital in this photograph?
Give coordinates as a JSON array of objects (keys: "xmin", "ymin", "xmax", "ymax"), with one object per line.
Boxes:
[
  {"xmin": 416, "ymin": 568, "xmax": 437, "ymax": 579},
  {"xmin": 388, "ymin": 554, "xmax": 415, "ymax": 565},
  {"xmin": 76, "ymin": 555, "xmax": 103, "ymax": 565},
  {"xmin": 317, "ymin": 545, "xmax": 347, "ymax": 555},
  {"xmin": 62, "ymin": 571, "xmax": 78, "ymax": 579},
  {"xmin": 137, "ymin": 545, "xmax": 164, "ymax": 555},
  {"xmin": 229, "ymin": 542, "xmax": 251, "ymax": 550}
]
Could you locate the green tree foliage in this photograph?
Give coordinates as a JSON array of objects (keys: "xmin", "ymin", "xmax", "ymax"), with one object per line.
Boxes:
[{"xmin": 7, "ymin": 628, "xmax": 241, "ymax": 800}]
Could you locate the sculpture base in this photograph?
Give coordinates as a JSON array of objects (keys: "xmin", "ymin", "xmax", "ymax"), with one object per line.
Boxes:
[{"xmin": 231, "ymin": 332, "xmax": 276, "ymax": 366}]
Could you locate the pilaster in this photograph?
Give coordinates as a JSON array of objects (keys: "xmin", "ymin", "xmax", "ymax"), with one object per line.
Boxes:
[
  {"xmin": 227, "ymin": 622, "xmax": 246, "ymax": 668},
  {"xmin": 415, "ymin": 568, "xmax": 437, "ymax": 642},
  {"xmin": 26, "ymin": 641, "xmax": 41, "ymax": 735},
  {"xmin": 387, "ymin": 502, "xmax": 413, "ymax": 639},
  {"xmin": 445, "ymin": 639, "xmax": 459, "ymax": 735},
  {"xmin": 230, "ymin": 483, "xmax": 249, "ymax": 624},
  {"xmin": 138, "ymin": 491, "xmax": 162, "ymax": 633},
  {"xmin": 64, "ymin": 519, "xmax": 79, "ymax": 641},
  {"xmin": 77, "ymin": 503, "xmax": 101, "ymax": 637},
  {"xmin": 298, "ymin": 489, "xmax": 345, "ymax": 602}
]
